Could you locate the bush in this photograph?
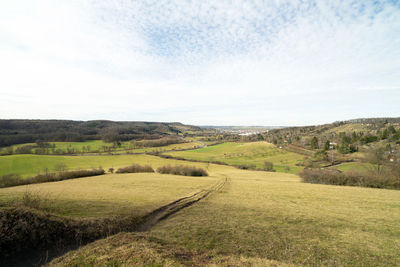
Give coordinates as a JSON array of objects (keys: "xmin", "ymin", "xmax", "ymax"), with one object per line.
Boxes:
[
  {"xmin": 0, "ymin": 169, "xmax": 105, "ymax": 188},
  {"xmin": 15, "ymin": 145, "xmax": 34, "ymax": 154},
  {"xmin": 157, "ymin": 165, "xmax": 208, "ymax": 176},
  {"xmin": 131, "ymin": 137, "xmax": 184, "ymax": 148},
  {"xmin": 299, "ymin": 168, "xmax": 400, "ymax": 189},
  {"xmin": 115, "ymin": 164, "xmax": 154, "ymax": 173},
  {"xmin": 360, "ymin": 135, "xmax": 378, "ymax": 144},
  {"xmin": 0, "ymin": 174, "xmax": 25, "ymax": 188},
  {"xmin": 263, "ymin": 161, "xmax": 274, "ymax": 171},
  {"xmin": 21, "ymin": 190, "xmax": 42, "ymax": 209}
]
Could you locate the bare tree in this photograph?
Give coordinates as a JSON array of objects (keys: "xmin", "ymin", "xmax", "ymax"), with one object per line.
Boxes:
[{"xmin": 366, "ymin": 147, "xmax": 386, "ymax": 174}]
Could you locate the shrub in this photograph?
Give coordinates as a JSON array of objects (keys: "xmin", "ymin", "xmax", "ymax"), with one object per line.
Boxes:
[
  {"xmin": 15, "ymin": 145, "xmax": 34, "ymax": 154},
  {"xmin": 29, "ymin": 169, "xmax": 105, "ymax": 184},
  {"xmin": 236, "ymin": 164, "xmax": 257, "ymax": 170},
  {"xmin": 54, "ymin": 163, "xmax": 67, "ymax": 172},
  {"xmin": 0, "ymin": 174, "xmax": 25, "ymax": 188},
  {"xmin": 360, "ymin": 135, "xmax": 378, "ymax": 144},
  {"xmin": 299, "ymin": 168, "xmax": 400, "ymax": 189},
  {"xmin": 263, "ymin": 161, "xmax": 274, "ymax": 171},
  {"xmin": 0, "ymin": 169, "xmax": 105, "ymax": 188},
  {"xmin": 237, "ymin": 165, "xmax": 249, "ymax": 170},
  {"xmin": 21, "ymin": 190, "xmax": 42, "ymax": 209},
  {"xmin": 157, "ymin": 165, "xmax": 208, "ymax": 176},
  {"xmin": 314, "ymin": 150, "xmax": 328, "ymax": 161},
  {"xmin": 115, "ymin": 164, "xmax": 154, "ymax": 173},
  {"xmin": 131, "ymin": 137, "xmax": 184, "ymax": 148}
]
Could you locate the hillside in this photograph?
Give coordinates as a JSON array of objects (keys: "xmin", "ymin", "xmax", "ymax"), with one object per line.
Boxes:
[
  {"xmin": 265, "ymin": 117, "xmax": 400, "ymax": 154},
  {"xmin": 0, "ymin": 120, "xmax": 204, "ymax": 147}
]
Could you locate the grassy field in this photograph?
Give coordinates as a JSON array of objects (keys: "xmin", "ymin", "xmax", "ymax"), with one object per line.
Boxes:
[
  {"xmin": 49, "ymin": 167, "xmax": 400, "ymax": 266},
  {"xmin": 0, "ymin": 153, "xmax": 208, "ymax": 177},
  {"xmin": 329, "ymin": 161, "xmax": 374, "ymax": 172},
  {"xmin": 324, "ymin": 123, "xmax": 371, "ymax": 134},
  {"xmin": 1, "ymin": 140, "xmax": 203, "ymax": 155},
  {"xmin": 0, "ymin": 172, "xmax": 219, "ymax": 218},
  {"xmin": 2, "ymin": 143, "xmax": 399, "ymax": 266},
  {"xmin": 164, "ymin": 142, "xmax": 305, "ymax": 173}
]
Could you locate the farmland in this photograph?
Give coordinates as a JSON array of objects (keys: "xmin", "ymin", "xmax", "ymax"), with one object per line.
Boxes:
[
  {"xmin": 163, "ymin": 141, "xmax": 305, "ymax": 173},
  {"xmin": 2, "ymin": 0, "xmax": 400, "ymax": 263},
  {"xmin": 0, "ymin": 172, "xmax": 220, "ymax": 218},
  {"xmin": 1, "ymin": 140, "xmax": 203, "ymax": 155},
  {"xmin": 1, "ymin": 129, "xmax": 399, "ymax": 266},
  {"xmin": 49, "ymin": 167, "xmax": 400, "ymax": 266},
  {"xmin": 0, "ymin": 152, "xmax": 206, "ymax": 177}
]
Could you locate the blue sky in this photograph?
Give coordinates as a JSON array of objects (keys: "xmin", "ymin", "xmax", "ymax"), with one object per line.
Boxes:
[{"xmin": 0, "ymin": 0, "xmax": 399, "ymax": 126}]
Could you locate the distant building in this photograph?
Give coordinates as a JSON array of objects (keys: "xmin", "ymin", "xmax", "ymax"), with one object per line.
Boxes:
[{"xmin": 329, "ymin": 142, "xmax": 337, "ymax": 150}]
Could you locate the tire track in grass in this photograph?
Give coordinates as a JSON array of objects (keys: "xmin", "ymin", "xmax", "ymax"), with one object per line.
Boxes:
[
  {"xmin": 137, "ymin": 175, "xmax": 228, "ymax": 232},
  {"xmin": 0, "ymin": 176, "xmax": 228, "ymax": 266}
]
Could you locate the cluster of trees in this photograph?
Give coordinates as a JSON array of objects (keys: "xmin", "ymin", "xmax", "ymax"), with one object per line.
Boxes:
[
  {"xmin": 130, "ymin": 137, "xmax": 184, "ymax": 148},
  {"xmin": 300, "ymin": 147, "xmax": 400, "ymax": 189},
  {"xmin": 0, "ymin": 120, "xmax": 201, "ymax": 147}
]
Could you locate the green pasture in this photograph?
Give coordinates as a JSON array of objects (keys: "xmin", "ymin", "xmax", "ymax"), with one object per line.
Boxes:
[
  {"xmin": 0, "ymin": 152, "xmax": 206, "ymax": 177},
  {"xmin": 330, "ymin": 162, "xmax": 375, "ymax": 172},
  {"xmin": 164, "ymin": 142, "xmax": 304, "ymax": 173},
  {"xmin": 1, "ymin": 140, "xmax": 203, "ymax": 155}
]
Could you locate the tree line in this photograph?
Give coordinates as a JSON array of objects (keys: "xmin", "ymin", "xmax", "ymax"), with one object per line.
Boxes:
[{"xmin": 0, "ymin": 120, "xmax": 201, "ymax": 147}]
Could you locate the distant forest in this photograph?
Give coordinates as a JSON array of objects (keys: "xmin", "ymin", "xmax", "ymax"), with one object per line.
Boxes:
[{"xmin": 0, "ymin": 120, "xmax": 201, "ymax": 147}]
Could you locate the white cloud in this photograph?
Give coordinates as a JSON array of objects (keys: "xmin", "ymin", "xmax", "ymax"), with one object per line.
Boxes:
[{"xmin": 0, "ymin": 0, "xmax": 399, "ymax": 125}]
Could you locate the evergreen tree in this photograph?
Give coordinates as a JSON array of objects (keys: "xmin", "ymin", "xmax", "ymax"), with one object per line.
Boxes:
[{"xmin": 310, "ymin": 136, "xmax": 319, "ymax": 149}]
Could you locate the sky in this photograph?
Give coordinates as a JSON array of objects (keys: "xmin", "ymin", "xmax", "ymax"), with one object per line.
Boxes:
[{"xmin": 0, "ymin": 0, "xmax": 399, "ymax": 126}]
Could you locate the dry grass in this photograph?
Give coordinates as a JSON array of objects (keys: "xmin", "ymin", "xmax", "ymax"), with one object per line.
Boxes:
[
  {"xmin": 0, "ymin": 172, "xmax": 221, "ymax": 219},
  {"xmin": 2, "ymin": 153, "xmax": 400, "ymax": 266},
  {"xmin": 46, "ymin": 166, "xmax": 400, "ymax": 266},
  {"xmin": 47, "ymin": 232, "xmax": 293, "ymax": 267},
  {"xmin": 149, "ymin": 169, "xmax": 400, "ymax": 266}
]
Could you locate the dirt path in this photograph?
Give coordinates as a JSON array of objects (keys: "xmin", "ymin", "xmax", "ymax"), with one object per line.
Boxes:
[
  {"xmin": 1, "ymin": 175, "xmax": 228, "ymax": 267},
  {"xmin": 136, "ymin": 176, "xmax": 227, "ymax": 232}
]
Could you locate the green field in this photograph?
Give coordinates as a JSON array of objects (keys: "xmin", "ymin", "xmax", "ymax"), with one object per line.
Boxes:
[
  {"xmin": 48, "ymin": 166, "xmax": 400, "ymax": 266},
  {"xmin": 0, "ymin": 152, "xmax": 205, "ymax": 177},
  {"xmin": 164, "ymin": 142, "xmax": 304, "ymax": 173},
  {"xmin": 1, "ymin": 140, "xmax": 203, "ymax": 155},
  {"xmin": 1, "ymin": 142, "xmax": 399, "ymax": 266},
  {"xmin": 330, "ymin": 161, "xmax": 374, "ymax": 172}
]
